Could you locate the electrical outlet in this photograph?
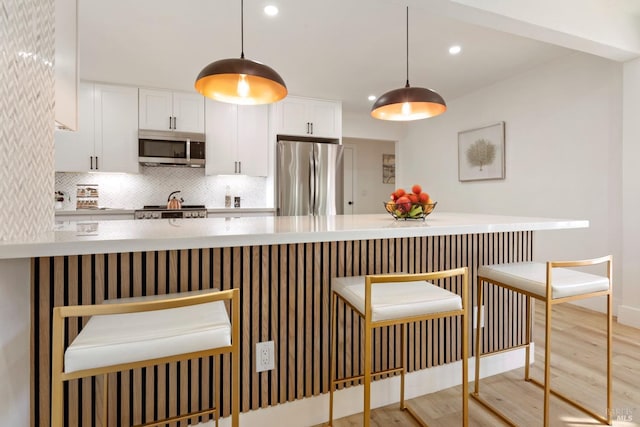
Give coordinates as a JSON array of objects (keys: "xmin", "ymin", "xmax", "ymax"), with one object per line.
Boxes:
[
  {"xmin": 473, "ymin": 305, "xmax": 485, "ymax": 329},
  {"xmin": 256, "ymin": 341, "xmax": 275, "ymax": 372}
]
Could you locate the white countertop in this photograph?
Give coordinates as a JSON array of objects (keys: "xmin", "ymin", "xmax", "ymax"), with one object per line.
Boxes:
[{"xmin": 0, "ymin": 212, "xmax": 587, "ymax": 259}]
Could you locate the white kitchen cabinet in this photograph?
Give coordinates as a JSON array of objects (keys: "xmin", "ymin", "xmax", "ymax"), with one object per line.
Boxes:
[
  {"xmin": 55, "ymin": 0, "xmax": 78, "ymax": 130},
  {"xmin": 271, "ymin": 96, "xmax": 342, "ymax": 139},
  {"xmin": 139, "ymin": 88, "xmax": 205, "ymax": 133},
  {"xmin": 55, "ymin": 82, "xmax": 93, "ymax": 171},
  {"xmin": 205, "ymin": 100, "xmax": 269, "ymax": 176},
  {"xmin": 55, "ymin": 82, "xmax": 139, "ymax": 173}
]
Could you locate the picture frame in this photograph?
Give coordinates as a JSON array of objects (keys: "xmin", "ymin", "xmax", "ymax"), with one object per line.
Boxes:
[
  {"xmin": 458, "ymin": 122, "xmax": 505, "ymax": 182},
  {"xmin": 382, "ymin": 154, "xmax": 395, "ymax": 184}
]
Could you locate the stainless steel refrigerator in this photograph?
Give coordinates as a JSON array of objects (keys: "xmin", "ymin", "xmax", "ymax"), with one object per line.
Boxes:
[{"xmin": 277, "ymin": 137, "xmax": 344, "ymax": 216}]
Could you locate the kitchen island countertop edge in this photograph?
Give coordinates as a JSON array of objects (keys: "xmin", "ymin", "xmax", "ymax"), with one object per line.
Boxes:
[{"xmin": 0, "ymin": 212, "xmax": 588, "ymax": 259}]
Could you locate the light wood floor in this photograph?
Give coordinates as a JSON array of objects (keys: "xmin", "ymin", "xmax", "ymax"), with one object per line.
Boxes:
[{"xmin": 318, "ymin": 303, "xmax": 639, "ymax": 426}]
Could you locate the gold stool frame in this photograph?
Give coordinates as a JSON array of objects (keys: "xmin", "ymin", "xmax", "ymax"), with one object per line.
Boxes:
[
  {"xmin": 51, "ymin": 288, "xmax": 240, "ymax": 427},
  {"xmin": 328, "ymin": 268, "xmax": 469, "ymax": 427},
  {"xmin": 472, "ymin": 256, "xmax": 613, "ymax": 426}
]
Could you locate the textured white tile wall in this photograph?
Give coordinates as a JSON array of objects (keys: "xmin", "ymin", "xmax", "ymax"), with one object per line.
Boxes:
[
  {"xmin": 0, "ymin": 0, "xmax": 55, "ymax": 241},
  {"xmin": 55, "ymin": 168, "xmax": 269, "ymax": 209}
]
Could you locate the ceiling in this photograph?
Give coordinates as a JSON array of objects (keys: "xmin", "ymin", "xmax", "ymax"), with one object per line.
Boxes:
[{"xmin": 79, "ymin": 0, "xmax": 581, "ymax": 114}]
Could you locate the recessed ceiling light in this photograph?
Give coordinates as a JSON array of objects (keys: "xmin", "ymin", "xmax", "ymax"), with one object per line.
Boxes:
[
  {"xmin": 264, "ymin": 5, "xmax": 279, "ymax": 16},
  {"xmin": 368, "ymin": 95, "xmax": 376, "ymax": 101},
  {"xmin": 449, "ymin": 45, "xmax": 461, "ymax": 55}
]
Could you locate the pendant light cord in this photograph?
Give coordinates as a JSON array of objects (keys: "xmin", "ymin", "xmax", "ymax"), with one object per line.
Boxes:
[
  {"xmin": 405, "ymin": 6, "xmax": 410, "ymax": 88},
  {"xmin": 240, "ymin": 0, "xmax": 245, "ymax": 59}
]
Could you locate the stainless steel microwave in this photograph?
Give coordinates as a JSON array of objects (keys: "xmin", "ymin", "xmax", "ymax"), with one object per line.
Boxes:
[{"xmin": 138, "ymin": 129, "xmax": 206, "ymax": 167}]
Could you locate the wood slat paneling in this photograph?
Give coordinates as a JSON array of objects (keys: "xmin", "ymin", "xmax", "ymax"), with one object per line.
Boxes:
[{"xmin": 32, "ymin": 232, "xmax": 531, "ymax": 426}]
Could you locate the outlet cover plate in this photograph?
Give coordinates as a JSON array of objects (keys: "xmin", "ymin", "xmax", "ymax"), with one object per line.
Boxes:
[{"xmin": 256, "ymin": 341, "xmax": 275, "ymax": 372}]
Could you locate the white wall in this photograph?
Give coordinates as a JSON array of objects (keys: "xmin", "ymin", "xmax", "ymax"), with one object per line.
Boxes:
[
  {"xmin": 341, "ymin": 110, "xmax": 408, "ymax": 215},
  {"xmin": 343, "ymin": 138, "xmax": 396, "ymax": 214},
  {"xmin": 620, "ymin": 57, "xmax": 640, "ymax": 327},
  {"xmin": 398, "ymin": 52, "xmax": 623, "ymax": 312},
  {"xmin": 343, "ymin": 110, "xmax": 407, "ymax": 142}
]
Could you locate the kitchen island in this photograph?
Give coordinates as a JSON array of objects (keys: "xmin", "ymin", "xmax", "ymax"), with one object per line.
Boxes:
[{"xmin": 0, "ymin": 213, "xmax": 587, "ymax": 426}]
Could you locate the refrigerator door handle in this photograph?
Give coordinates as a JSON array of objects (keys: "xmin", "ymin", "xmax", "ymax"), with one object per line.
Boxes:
[{"xmin": 309, "ymin": 148, "xmax": 316, "ymax": 215}]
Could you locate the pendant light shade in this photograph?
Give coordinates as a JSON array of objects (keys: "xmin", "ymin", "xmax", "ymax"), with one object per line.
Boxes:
[
  {"xmin": 371, "ymin": 7, "xmax": 445, "ymax": 121},
  {"xmin": 371, "ymin": 84, "xmax": 446, "ymax": 120},
  {"xmin": 195, "ymin": 57, "xmax": 287, "ymax": 105},
  {"xmin": 194, "ymin": 0, "xmax": 287, "ymax": 105}
]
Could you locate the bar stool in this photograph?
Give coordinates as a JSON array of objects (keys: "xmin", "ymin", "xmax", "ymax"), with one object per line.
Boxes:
[
  {"xmin": 472, "ymin": 256, "xmax": 612, "ymax": 426},
  {"xmin": 51, "ymin": 288, "xmax": 240, "ymax": 427},
  {"xmin": 328, "ymin": 268, "xmax": 469, "ymax": 427}
]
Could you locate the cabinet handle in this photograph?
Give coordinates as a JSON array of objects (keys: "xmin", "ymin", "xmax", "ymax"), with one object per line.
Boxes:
[
  {"xmin": 238, "ymin": 161, "xmax": 241, "ymax": 174},
  {"xmin": 173, "ymin": 117, "xmax": 177, "ymax": 130},
  {"xmin": 306, "ymin": 122, "xmax": 309, "ymax": 134},
  {"xmin": 234, "ymin": 161, "xmax": 237, "ymax": 173},
  {"xmin": 310, "ymin": 122, "xmax": 314, "ymax": 134},
  {"xmin": 169, "ymin": 117, "xmax": 172, "ymax": 129},
  {"xmin": 90, "ymin": 156, "xmax": 93, "ymax": 170},
  {"xmin": 95, "ymin": 157, "xmax": 99, "ymax": 170}
]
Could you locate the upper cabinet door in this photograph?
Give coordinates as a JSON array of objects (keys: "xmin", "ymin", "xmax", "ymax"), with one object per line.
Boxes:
[
  {"xmin": 55, "ymin": 82, "xmax": 140, "ymax": 173},
  {"xmin": 139, "ymin": 89, "xmax": 205, "ymax": 133},
  {"xmin": 205, "ymin": 100, "xmax": 238, "ymax": 175},
  {"xmin": 95, "ymin": 84, "xmax": 139, "ymax": 174},
  {"xmin": 278, "ymin": 98, "xmax": 310, "ymax": 136},
  {"xmin": 139, "ymin": 89, "xmax": 173, "ymax": 131},
  {"xmin": 205, "ymin": 100, "xmax": 269, "ymax": 176},
  {"xmin": 307, "ymin": 99, "xmax": 341, "ymax": 138},
  {"xmin": 237, "ymin": 104, "xmax": 269, "ymax": 177},
  {"xmin": 55, "ymin": 82, "xmax": 94, "ymax": 171},
  {"xmin": 271, "ymin": 96, "xmax": 342, "ymax": 139},
  {"xmin": 55, "ymin": 0, "xmax": 78, "ymax": 130},
  {"xmin": 172, "ymin": 92, "xmax": 205, "ymax": 133}
]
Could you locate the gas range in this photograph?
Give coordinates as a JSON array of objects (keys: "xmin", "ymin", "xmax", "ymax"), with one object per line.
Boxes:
[{"xmin": 134, "ymin": 205, "xmax": 208, "ymax": 220}]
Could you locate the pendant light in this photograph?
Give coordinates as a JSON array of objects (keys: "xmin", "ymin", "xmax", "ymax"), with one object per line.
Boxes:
[
  {"xmin": 371, "ymin": 7, "xmax": 446, "ymax": 121},
  {"xmin": 194, "ymin": 0, "xmax": 287, "ymax": 105}
]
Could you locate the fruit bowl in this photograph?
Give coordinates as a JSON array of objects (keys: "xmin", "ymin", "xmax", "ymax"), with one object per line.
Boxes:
[{"xmin": 384, "ymin": 201, "xmax": 437, "ymax": 220}]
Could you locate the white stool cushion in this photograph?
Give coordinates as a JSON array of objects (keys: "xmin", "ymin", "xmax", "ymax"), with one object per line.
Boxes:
[
  {"xmin": 478, "ymin": 262, "xmax": 610, "ymax": 299},
  {"xmin": 332, "ymin": 276, "xmax": 462, "ymax": 322},
  {"xmin": 64, "ymin": 289, "xmax": 231, "ymax": 374}
]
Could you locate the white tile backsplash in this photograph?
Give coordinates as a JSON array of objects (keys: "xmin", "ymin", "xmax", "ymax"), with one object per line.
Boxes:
[
  {"xmin": 1, "ymin": 0, "xmax": 55, "ymax": 241},
  {"xmin": 55, "ymin": 167, "xmax": 269, "ymax": 209}
]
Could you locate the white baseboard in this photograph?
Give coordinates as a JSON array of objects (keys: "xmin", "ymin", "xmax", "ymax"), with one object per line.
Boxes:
[
  {"xmin": 200, "ymin": 346, "xmax": 532, "ymax": 427},
  {"xmin": 618, "ymin": 305, "xmax": 640, "ymax": 328}
]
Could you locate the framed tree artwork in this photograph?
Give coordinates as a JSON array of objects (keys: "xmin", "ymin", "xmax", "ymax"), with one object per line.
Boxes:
[{"xmin": 458, "ymin": 122, "xmax": 505, "ymax": 181}]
